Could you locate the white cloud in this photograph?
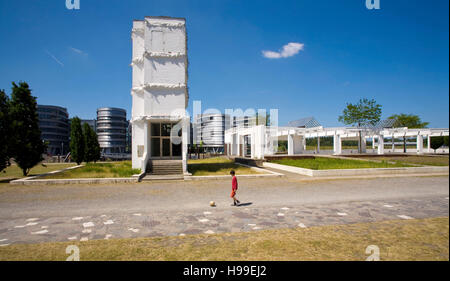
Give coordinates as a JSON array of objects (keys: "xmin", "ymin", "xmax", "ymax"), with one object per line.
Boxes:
[
  {"xmin": 262, "ymin": 42, "xmax": 304, "ymax": 59},
  {"xmin": 69, "ymin": 47, "xmax": 88, "ymax": 56}
]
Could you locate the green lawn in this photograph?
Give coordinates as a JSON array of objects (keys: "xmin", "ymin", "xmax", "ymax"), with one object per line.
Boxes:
[
  {"xmin": 305, "ymin": 145, "xmax": 423, "ymax": 151},
  {"xmin": 271, "ymin": 157, "xmax": 412, "ymax": 170},
  {"xmin": 0, "ymin": 163, "xmax": 76, "ymax": 181},
  {"xmin": 188, "ymin": 157, "xmax": 262, "ymax": 176},
  {"xmin": 357, "ymin": 155, "xmax": 449, "ymax": 167},
  {"xmin": 0, "ymin": 217, "xmax": 447, "ymax": 261},
  {"xmin": 43, "ymin": 161, "xmax": 141, "ymax": 179},
  {"xmin": 306, "ymin": 145, "xmax": 358, "ymax": 151}
]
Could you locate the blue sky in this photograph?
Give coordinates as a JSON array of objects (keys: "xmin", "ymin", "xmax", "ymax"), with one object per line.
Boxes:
[{"xmin": 0, "ymin": 0, "xmax": 448, "ymax": 127}]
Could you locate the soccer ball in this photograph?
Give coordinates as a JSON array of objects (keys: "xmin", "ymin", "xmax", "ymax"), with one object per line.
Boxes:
[{"xmin": 209, "ymin": 201, "xmax": 216, "ymax": 207}]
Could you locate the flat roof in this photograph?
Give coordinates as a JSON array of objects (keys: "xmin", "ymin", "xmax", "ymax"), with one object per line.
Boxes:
[{"xmin": 144, "ymin": 16, "xmax": 186, "ymax": 21}]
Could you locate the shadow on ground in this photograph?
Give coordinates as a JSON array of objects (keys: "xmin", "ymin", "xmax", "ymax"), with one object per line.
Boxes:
[{"xmin": 238, "ymin": 202, "xmax": 253, "ymax": 207}]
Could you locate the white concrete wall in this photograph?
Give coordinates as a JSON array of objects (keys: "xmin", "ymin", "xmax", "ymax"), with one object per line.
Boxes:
[
  {"xmin": 416, "ymin": 134, "xmax": 424, "ymax": 154},
  {"xmin": 132, "ymin": 21, "xmax": 145, "ymax": 59},
  {"xmin": 254, "ymin": 126, "xmax": 266, "ymax": 159},
  {"xmin": 264, "ymin": 161, "xmax": 449, "ymax": 177},
  {"xmin": 131, "ymin": 121, "xmax": 146, "ymax": 169},
  {"xmin": 144, "ymin": 57, "xmax": 185, "ymax": 84},
  {"xmin": 293, "ymin": 135, "xmax": 304, "ymax": 154},
  {"xmin": 333, "ymin": 134, "xmax": 342, "ymax": 155},
  {"xmin": 144, "ymin": 22, "xmax": 186, "ymax": 54},
  {"xmin": 142, "ymin": 88, "xmax": 186, "ymax": 116},
  {"xmin": 288, "ymin": 134, "xmax": 304, "ymax": 155},
  {"xmin": 377, "ymin": 135, "xmax": 384, "ymax": 155},
  {"xmin": 287, "ymin": 134, "xmax": 294, "ymax": 155}
]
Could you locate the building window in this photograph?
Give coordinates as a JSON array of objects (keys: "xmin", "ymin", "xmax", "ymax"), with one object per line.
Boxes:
[
  {"xmin": 161, "ymin": 123, "xmax": 172, "ymax": 137},
  {"xmin": 151, "ymin": 138, "xmax": 160, "ymax": 157},
  {"xmin": 172, "ymin": 142, "xmax": 182, "ymax": 156},
  {"xmin": 151, "ymin": 123, "xmax": 161, "ymax": 137}
]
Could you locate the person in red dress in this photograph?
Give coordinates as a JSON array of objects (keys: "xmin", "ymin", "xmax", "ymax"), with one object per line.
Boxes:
[{"xmin": 230, "ymin": 170, "xmax": 240, "ymax": 206}]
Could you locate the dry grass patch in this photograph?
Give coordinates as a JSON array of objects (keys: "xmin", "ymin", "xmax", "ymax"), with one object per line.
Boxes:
[
  {"xmin": 0, "ymin": 217, "xmax": 447, "ymax": 261},
  {"xmin": 188, "ymin": 157, "xmax": 233, "ymax": 164},
  {"xmin": 0, "ymin": 163, "xmax": 76, "ymax": 181},
  {"xmin": 43, "ymin": 161, "xmax": 140, "ymax": 179},
  {"xmin": 188, "ymin": 157, "xmax": 262, "ymax": 176}
]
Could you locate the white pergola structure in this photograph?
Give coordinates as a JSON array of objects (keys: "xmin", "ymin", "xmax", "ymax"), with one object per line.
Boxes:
[{"xmin": 225, "ymin": 125, "xmax": 449, "ymax": 159}]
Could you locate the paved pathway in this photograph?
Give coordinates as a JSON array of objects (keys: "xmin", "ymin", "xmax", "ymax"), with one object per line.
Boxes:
[{"xmin": 0, "ymin": 175, "xmax": 448, "ymax": 245}]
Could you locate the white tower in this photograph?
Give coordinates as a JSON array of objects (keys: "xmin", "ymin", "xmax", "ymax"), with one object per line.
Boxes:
[{"xmin": 131, "ymin": 16, "xmax": 189, "ymax": 174}]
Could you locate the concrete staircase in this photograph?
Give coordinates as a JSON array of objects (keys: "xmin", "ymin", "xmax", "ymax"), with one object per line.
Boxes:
[{"xmin": 143, "ymin": 160, "xmax": 184, "ymax": 180}]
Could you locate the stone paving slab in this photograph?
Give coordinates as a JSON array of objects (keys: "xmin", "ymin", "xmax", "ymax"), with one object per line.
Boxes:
[{"xmin": 0, "ymin": 195, "xmax": 447, "ymax": 246}]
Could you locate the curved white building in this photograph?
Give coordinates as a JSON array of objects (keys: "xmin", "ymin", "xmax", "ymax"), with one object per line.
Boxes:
[
  {"xmin": 37, "ymin": 105, "xmax": 70, "ymax": 156},
  {"xmin": 131, "ymin": 16, "xmax": 189, "ymax": 174},
  {"xmin": 194, "ymin": 114, "xmax": 227, "ymax": 153},
  {"xmin": 96, "ymin": 107, "xmax": 128, "ymax": 154}
]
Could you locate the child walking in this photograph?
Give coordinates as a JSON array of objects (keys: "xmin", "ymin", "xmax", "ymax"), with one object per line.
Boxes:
[{"xmin": 230, "ymin": 170, "xmax": 240, "ymax": 206}]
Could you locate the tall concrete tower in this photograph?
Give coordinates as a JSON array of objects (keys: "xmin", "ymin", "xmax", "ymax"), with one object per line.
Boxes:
[{"xmin": 131, "ymin": 16, "xmax": 189, "ymax": 174}]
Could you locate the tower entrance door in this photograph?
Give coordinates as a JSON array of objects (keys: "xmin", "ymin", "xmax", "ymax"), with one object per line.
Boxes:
[{"xmin": 150, "ymin": 122, "xmax": 182, "ymax": 159}]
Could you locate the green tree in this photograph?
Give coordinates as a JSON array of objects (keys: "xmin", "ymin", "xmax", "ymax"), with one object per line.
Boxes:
[
  {"xmin": 338, "ymin": 98, "xmax": 382, "ymax": 153},
  {"xmin": 277, "ymin": 140, "xmax": 287, "ymax": 152},
  {"xmin": 266, "ymin": 112, "xmax": 271, "ymax": 126},
  {"xmin": 8, "ymin": 82, "xmax": 46, "ymax": 176},
  {"xmin": 255, "ymin": 111, "xmax": 271, "ymax": 126},
  {"xmin": 199, "ymin": 140, "xmax": 204, "ymax": 159},
  {"xmin": 83, "ymin": 123, "xmax": 100, "ymax": 163},
  {"xmin": 70, "ymin": 117, "xmax": 85, "ymax": 165},
  {"xmin": 93, "ymin": 130, "xmax": 101, "ymax": 162},
  {"xmin": 388, "ymin": 114, "xmax": 429, "ymax": 153},
  {"xmin": 0, "ymin": 89, "xmax": 10, "ymax": 172}
]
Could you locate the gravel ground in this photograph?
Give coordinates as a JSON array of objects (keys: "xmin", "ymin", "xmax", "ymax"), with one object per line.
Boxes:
[{"xmin": 0, "ymin": 175, "xmax": 448, "ymax": 245}]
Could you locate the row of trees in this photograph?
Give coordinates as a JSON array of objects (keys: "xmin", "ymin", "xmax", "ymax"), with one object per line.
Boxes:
[
  {"xmin": 1, "ymin": 82, "xmax": 101, "ymax": 176},
  {"xmin": 70, "ymin": 117, "xmax": 101, "ymax": 165}
]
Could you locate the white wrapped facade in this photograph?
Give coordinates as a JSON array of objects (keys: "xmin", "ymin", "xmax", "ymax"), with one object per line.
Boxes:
[{"xmin": 131, "ymin": 17, "xmax": 189, "ymax": 173}]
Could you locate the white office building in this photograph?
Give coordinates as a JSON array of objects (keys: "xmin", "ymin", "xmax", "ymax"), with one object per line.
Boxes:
[{"xmin": 194, "ymin": 114, "xmax": 227, "ymax": 153}]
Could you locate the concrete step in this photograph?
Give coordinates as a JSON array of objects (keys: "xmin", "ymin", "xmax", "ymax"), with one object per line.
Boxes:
[
  {"xmin": 152, "ymin": 171, "xmax": 183, "ymax": 173},
  {"xmin": 152, "ymin": 167, "xmax": 183, "ymax": 170},
  {"xmin": 152, "ymin": 166, "xmax": 183, "ymax": 169},
  {"xmin": 152, "ymin": 167, "xmax": 183, "ymax": 171},
  {"xmin": 151, "ymin": 171, "xmax": 183, "ymax": 174},
  {"xmin": 141, "ymin": 175, "xmax": 184, "ymax": 181},
  {"xmin": 146, "ymin": 160, "xmax": 183, "ymax": 176}
]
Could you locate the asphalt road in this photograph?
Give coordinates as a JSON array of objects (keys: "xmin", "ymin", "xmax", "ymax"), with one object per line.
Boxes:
[{"xmin": 0, "ymin": 175, "xmax": 448, "ymax": 245}]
